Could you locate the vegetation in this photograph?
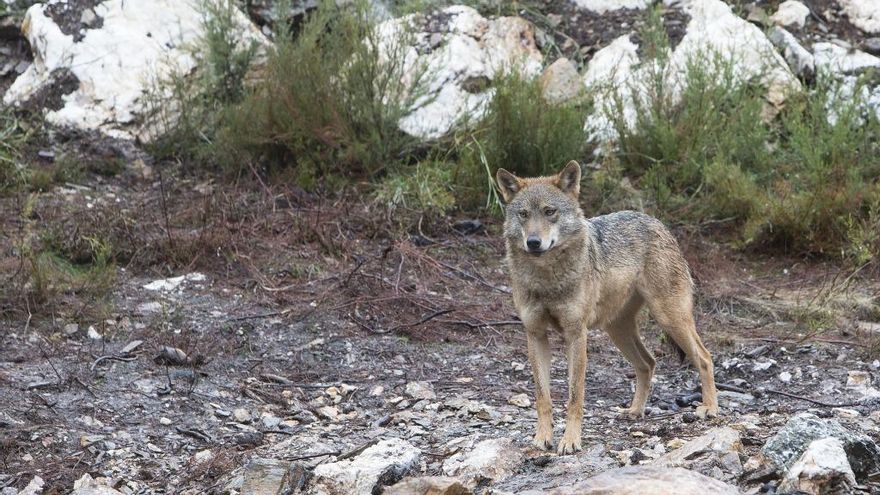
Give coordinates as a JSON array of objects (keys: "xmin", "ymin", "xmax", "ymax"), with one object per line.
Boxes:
[{"xmin": 601, "ymin": 7, "xmax": 880, "ymax": 263}]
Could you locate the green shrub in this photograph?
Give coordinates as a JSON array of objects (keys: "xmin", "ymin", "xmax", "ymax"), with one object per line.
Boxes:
[
  {"xmin": 146, "ymin": 0, "xmax": 259, "ymax": 161},
  {"xmin": 454, "ymin": 70, "xmax": 589, "ymax": 209},
  {"xmin": 216, "ymin": 0, "xmax": 426, "ymax": 181}
]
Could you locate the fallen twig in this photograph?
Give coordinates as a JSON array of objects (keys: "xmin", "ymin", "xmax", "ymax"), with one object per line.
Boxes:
[{"xmin": 765, "ymin": 388, "xmax": 860, "ymax": 408}]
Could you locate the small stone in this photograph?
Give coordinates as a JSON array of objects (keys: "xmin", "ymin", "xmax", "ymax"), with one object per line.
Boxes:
[
  {"xmin": 63, "ymin": 323, "xmax": 79, "ymax": 335},
  {"xmin": 511, "ymin": 361, "xmax": 526, "ymax": 372},
  {"xmin": 80, "ymin": 434, "xmax": 105, "ymax": 447},
  {"xmin": 261, "ymin": 413, "xmax": 281, "ymax": 429},
  {"xmin": 232, "ymin": 408, "xmax": 252, "ymax": 423},
  {"xmin": 385, "ymin": 476, "xmax": 472, "ymax": 495},
  {"xmin": 845, "ymin": 370, "xmax": 870, "ymax": 390},
  {"xmin": 159, "ymin": 417, "xmax": 172, "ymax": 426},
  {"xmin": 316, "ymin": 405, "xmax": 339, "ymax": 420},
  {"xmin": 405, "ymin": 381, "xmax": 436, "ymax": 400},
  {"xmin": 770, "ymin": 0, "xmax": 810, "ymax": 29},
  {"xmin": 87, "ymin": 326, "xmax": 102, "ymax": 340},
  {"xmin": 508, "ymin": 393, "xmax": 530, "ymax": 408},
  {"xmin": 370, "ymin": 385, "xmax": 385, "ymax": 396},
  {"xmin": 72, "ymin": 474, "xmax": 124, "ymax": 495},
  {"xmin": 666, "ymin": 438, "xmax": 685, "ymax": 450},
  {"xmin": 779, "ymin": 371, "xmax": 793, "ymax": 383},
  {"xmin": 241, "ymin": 458, "xmax": 292, "ymax": 495}
]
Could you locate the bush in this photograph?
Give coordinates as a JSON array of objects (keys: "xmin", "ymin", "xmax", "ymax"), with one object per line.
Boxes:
[
  {"xmin": 453, "ymin": 70, "xmax": 589, "ymax": 210},
  {"xmin": 216, "ymin": 0, "xmax": 426, "ymax": 182},
  {"xmin": 146, "ymin": 0, "xmax": 259, "ymax": 161},
  {"xmin": 603, "ymin": 6, "xmax": 880, "ymax": 262}
]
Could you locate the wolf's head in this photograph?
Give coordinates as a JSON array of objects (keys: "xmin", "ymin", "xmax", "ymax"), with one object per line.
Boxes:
[{"xmin": 496, "ymin": 161, "xmax": 585, "ymax": 256}]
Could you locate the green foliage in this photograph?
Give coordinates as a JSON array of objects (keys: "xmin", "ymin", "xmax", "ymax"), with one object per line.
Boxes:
[
  {"xmin": 146, "ymin": 0, "xmax": 258, "ymax": 161},
  {"xmin": 604, "ymin": 6, "xmax": 880, "ymax": 262},
  {"xmin": 0, "ymin": 110, "xmax": 30, "ymax": 191},
  {"xmin": 454, "ymin": 70, "xmax": 589, "ymax": 210},
  {"xmin": 217, "ymin": 0, "xmax": 425, "ymax": 181},
  {"xmin": 375, "ymin": 160, "xmax": 456, "ymax": 214}
]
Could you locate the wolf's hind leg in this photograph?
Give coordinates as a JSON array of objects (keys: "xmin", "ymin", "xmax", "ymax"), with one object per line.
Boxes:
[
  {"xmin": 605, "ymin": 296, "xmax": 655, "ymax": 419},
  {"xmin": 646, "ymin": 294, "xmax": 719, "ymax": 418}
]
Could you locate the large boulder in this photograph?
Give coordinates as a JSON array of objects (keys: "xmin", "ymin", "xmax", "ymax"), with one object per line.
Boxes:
[
  {"xmin": 520, "ymin": 465, "xmax": 741, "ymax": 495},
  {"xmin": 655, "ymin": 427, "xmax": 744, "ymax": 481},
  {"xmin": 839, "ymin": 0, "xmax": 880, "ymax": 34},
  {"xmin": 441, "ymin": 437, "xmax": 523, "ymax": 484},
  {"xmin": 779, "ymin": 437, "xmax": 857, "ymax": 495},
  {"xmin": 2, "ymin": 0, "xmax": 268, "ymax": 141},
  {"xmin": 584, "ymin": 0, "xmax": 799, "ymax": 143},
  {"xmin": 309, "ymin": 438, "xmax": 421, "ymax": 495},
  {"xmin": 375, "ymin": 5, "xmax": 542, "ymax": 140},
  {"xmin": 761, "ymin": 412, "xmax": 880, "ymax": 479}
]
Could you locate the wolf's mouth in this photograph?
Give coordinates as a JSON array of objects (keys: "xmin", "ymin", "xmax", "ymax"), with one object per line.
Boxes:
[{"xmin": 526, "ymin": 240, "xmax": 555, "ymax": 256}]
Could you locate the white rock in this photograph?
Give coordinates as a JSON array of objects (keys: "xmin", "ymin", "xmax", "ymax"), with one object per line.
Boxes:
[
  {"xmin": 839, "ymin": 0, "xmax": 880, "ymax": 34},
  {"xmin": 442, "ymin": 437, "xmax": 523, "ymax": 483},
  {"xmin": 520, "ymin": 465, "xmax": 741, "ymax": 495},
  {"xmin": 87, "ymin": 326, "xmax": 102, "ymax": 340},
  {"xmin": 770, "ymin": 0, "xmax": 810, "ymax": 29},
  {"xmin": 779, "ymin": 437, "xmax": 856, "ymax": 494},
  {"xmin": 311, "ymin": 439, "xmax": 421, "ymax": 495},
  {"xmin": 376, "ymin": 6, "xmax": 542, "ymax": 140},
  {"xmin": 584, "ymin": 0, "xmax": 798, "ymax": 144},
  {"xmin": 19, "ymin": 476, "xmax": 44, "ymax": 495},
  {"xmin": 813, "ymin": 43, "xmax": 880, "ymax": 75},
  {"xmin": 779, "ymin": 371, "xmax": 793, "ymax": 383},
  {"xmin": 582, "ymin": 35, "xmax": 640, "ymax": 143},
  {"xmin": 3, "ymin": 1, "xmax": 269, "ymax": 141},
  {"xmin": 72, "ymin": 474, "xmax": 124, "ymax": 495},
  {"xmin": 540, "ymin": 58, "xmax": 582, "ymax": 104},
  {"xmin": 572, "ymin": 0, "xmax": 649, "ymax": 13},
  {"xmin": 405, "ymin": 381, "xmax": 437, "ymax": 400},
  {"xmin": 370, "ymin": 385, "xmax": 385, "ymax": 396},
  {"xmin": 232, "ymin": 408, "xmax": 252, "ymax": 423},
  {"xmin": 159, "ymin": 417, "xmax": 172, "ymax": 426},
  {"xmin": 63, "ymin": 323, "xmax": 79, "ymax": 335},
  {"xmin": 136, "ymin": 301, "xmax": 163, "ymax": 314},
  {"xmin": 768, "ymin": 26, "xmax": 815, "ymax": 78},
  {"xmin": 143, "ymin": 272, "xmax": 206, "ymax": 291},
  {"xmin": 508, "ymin": 393, "xmax": 531, "ymax": 408},
  {"xmin": 656, "ymin": 427, "xmax": 743, "ymax": 479}
]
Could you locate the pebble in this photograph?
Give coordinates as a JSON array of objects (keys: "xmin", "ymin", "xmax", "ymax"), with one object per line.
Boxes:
[
  {"xmin": 778, "ymin": 371, "xmax": 792, "ymax": 383},
  {"xmin": 159, "ymin": 417, "xmax": 172, "ymax": 426},
  {"xmin": 508, "ymin": 393, "xmax": 531, "ymax": 408},
  {"xmin": 233, "ymin": 408, "xmax": 252, "ymax": 423}
]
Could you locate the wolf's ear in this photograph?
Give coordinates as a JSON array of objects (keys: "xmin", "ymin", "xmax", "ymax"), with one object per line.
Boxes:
[
  {"xmin": 496, "ymin": 168, "xmax": 522, "ymax": 203},
  {"xmin": 557, "ymin": 160, "xmax": 581, "ymax": 197}
]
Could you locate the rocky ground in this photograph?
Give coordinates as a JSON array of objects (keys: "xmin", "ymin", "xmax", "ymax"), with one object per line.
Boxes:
[
  {"xmin": 2, "ymin": 0, "xmax": 880, "ymax": 494},
  {"xmin": 0, "ymin": 165, "xmax": 879, "ymax": 494}
]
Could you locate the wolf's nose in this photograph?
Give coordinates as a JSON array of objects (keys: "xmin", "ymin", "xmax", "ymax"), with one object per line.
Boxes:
[{"xmin": 526, "ymin": 237, "xmax": 541, "ymax": 250}]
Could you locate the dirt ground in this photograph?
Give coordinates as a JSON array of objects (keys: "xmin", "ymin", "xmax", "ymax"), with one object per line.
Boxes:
[{"xmin": 1, "ymin": 161, "xmax": 879, "ymax": 494}]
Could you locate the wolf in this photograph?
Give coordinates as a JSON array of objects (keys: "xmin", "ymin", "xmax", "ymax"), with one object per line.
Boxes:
[{"xmin": 495, "ymin": 160, "xmax": 719, "ymax": 455}]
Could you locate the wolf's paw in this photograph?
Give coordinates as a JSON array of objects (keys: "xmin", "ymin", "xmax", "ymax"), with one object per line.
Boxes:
[
  {"xmin": 532, "ymin": 430, "xmax": 554, "ymax": 451},
  {"xmin": 556, "ymin": 434, "xmax": 582, "ymax": 455},
  {"xmin": 696, "ymin": 405, "xmax": 719, "ymax": 419},
  {"xmin": 621, "ymin": 407, "xmax": 645, "ymax": 420}
]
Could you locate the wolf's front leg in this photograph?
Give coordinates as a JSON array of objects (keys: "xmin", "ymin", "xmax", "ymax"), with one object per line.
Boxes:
[
  {"xmin": 558, "ymin": 327, "xmax": 587, "ymax": 454},
  {"xmin": 526, "ymin": 329, "xmax": 553, "ymax": 450}
]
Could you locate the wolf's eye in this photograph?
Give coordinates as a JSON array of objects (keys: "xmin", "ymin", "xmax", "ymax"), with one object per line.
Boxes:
[
  {"xmin": 518, "ymin": 210, "xmax": 528, "ymax": 219},
  {"xmin": 544, "ymin": 207, "xmax": 557, "ymax": 216}
]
